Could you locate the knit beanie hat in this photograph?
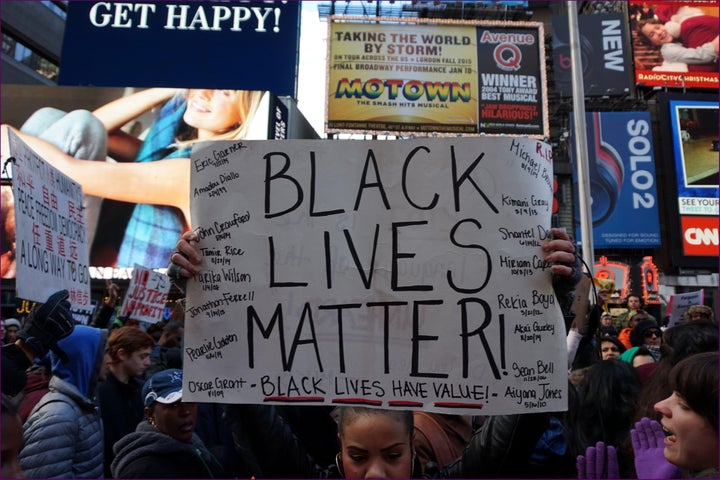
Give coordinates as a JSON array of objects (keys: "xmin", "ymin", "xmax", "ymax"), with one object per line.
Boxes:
[
  {"xmin": 599, "ymin": 325, "xmax": 619, "ymax": 338},
  {"xmin": 630, "ymin": 319, "xmax": 660, "ymax": 347}
]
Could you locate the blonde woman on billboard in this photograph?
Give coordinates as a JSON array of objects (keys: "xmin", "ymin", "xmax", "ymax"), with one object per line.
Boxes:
[{"xmin": 2, "ymin": 88, "xmax": 265, "ymax": 267}]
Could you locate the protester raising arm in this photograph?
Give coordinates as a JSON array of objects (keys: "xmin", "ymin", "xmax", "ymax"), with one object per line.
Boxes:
[
  {"xmin": 89, "ymin": 281, "xmax": 121, "ymax": 329},
  {"xmin": 1, "ymin": 290, "xmax": 75, "ymax": 397},
  {"xmin": 91, "ymin": 87, "xmax": 181, "ymax": 162},
  {"xmin": 92, "ymin": 88, "xmax": 181, "ymax": 133}
]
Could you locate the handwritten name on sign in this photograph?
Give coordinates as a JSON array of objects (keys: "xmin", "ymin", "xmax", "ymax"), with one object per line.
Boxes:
[{"xmin": 183, "ymin": 137, "xmax": 566, "ymax": 415}]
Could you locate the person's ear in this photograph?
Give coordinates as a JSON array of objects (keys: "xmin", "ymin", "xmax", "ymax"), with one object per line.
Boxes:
[
  {"xmin": 335, "ymin": 453, "xmax": 345, "ymax": 477},
  {"xmin": 410, "ymin": 445, "xmax": 417, "ymax": 477},
  {"xmin": 145, "ymin": 406, "xmax": 156, "ymax": 426}
]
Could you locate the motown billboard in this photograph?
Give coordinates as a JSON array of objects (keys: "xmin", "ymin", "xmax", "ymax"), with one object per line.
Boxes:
[{"xmin": 326, "ymin": 18, "xmax": 548, "ymax": 137}]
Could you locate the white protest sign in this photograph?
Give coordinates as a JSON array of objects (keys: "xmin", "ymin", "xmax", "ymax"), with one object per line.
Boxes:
[
  {"xmin": 184, "ymin": 137, "xmax": 566, "ymax": 415},
  {"xmin": 666, "ymin": 289, "xmax": 704, "ymax": 328},
  {"xmin": 8, "ymin": 130, "xmax": 91, "ymax": 310},
  {"xmin": 120, "ymin": 264, "xmax": 171, "ymax": 324}
]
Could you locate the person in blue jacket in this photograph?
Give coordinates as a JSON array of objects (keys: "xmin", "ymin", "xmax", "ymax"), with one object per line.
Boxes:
[{"xmin": 19, "ymin": 324, "xmax": 108, "ymax": 478}]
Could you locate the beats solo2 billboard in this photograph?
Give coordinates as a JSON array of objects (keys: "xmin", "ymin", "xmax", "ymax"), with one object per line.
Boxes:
[{"xmin": 570, "ymin": 112, "xmax": 661, "ymax": 248}]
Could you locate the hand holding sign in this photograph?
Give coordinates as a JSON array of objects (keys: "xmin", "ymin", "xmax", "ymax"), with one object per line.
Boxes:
[
  {"xmin": 172, "ymin": 137, "xmax": 584, "ymax": 414},
  {"xmin": 170, "ymin": 230, "xmax": 203, "ymax": 278},
  {"xmin": 542, "ymin": 228, "xmax": 578, "ymax": 277},
  {"xmin": 171, "ymin": 227, "xmax": 579, "ymax": 281}
]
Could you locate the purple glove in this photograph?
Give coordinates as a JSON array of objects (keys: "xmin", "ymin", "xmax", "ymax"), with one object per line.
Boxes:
[
  {"xmin": 631, "ymin": 418, "xmax": 681, "ymax": 479},
  {"xmin": 577, "ymin": 441, "xmax": 618, "ymax": 479}
]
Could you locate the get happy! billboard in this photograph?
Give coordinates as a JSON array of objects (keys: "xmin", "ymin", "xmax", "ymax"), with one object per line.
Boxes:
[{"xmin": 60, "ymin": 1, "xmax": 300, "ymax": 95}]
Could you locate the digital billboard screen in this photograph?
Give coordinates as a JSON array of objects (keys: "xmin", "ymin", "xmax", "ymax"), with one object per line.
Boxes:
[{"xmin": 659, "ymin": 93, "xmax": 718, "ymax": 266}]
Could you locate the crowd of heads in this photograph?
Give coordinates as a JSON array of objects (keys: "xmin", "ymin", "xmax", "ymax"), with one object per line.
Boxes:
[
  {"xmin": 576, "ymin": 285, "xmax": 719, "ymax": 477},
  {"xmin": 2, "ymin": 272, "xmax": 717, "ymax": 480}
]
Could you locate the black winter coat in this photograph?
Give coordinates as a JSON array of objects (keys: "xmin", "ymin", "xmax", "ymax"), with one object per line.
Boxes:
[
  {"xmin": 433, "ymin": 413, "xmax": 568, "ymax": 478},
  {"xmin": 111, "ymin": 421, "xmax": 225, "ymax": 478},
  {"xmin": 97, "ymin": 371, "xmax": 145, "ymax": 477}
]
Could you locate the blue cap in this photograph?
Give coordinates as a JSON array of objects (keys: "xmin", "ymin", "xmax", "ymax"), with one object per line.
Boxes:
[{"xmin": 142, "ymin": 368, "xmax": 183, "ymax": 407}]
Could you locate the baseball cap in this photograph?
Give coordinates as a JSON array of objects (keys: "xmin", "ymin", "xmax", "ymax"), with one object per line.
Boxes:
[{"xmin": 142, "ymin": 368, "xmax": 183, "ymax": 408}]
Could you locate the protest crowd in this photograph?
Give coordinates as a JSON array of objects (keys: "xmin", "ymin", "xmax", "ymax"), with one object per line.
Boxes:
[{"xmin": 1, "ymin": 226, "xmax": 717, "ymax": 480}]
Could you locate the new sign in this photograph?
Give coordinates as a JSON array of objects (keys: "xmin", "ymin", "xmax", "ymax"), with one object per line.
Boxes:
[{"xmin": 552, "ymin": 13, "xmax": 632, "ymax": 97}]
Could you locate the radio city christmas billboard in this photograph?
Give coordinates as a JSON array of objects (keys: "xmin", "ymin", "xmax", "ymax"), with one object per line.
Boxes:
[{"xmin": 628, "ymin": 0, "xmax": 718, "ymax": 89}]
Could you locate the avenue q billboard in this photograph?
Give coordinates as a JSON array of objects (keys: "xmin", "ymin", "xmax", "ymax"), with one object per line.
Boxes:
[
  {"xmin": 59, "ymin": 1, "xmax": 300, "ymax": 96},
  {"xmin": 326, "ymin": 18, "xmax": 548, "ymax": 137}
]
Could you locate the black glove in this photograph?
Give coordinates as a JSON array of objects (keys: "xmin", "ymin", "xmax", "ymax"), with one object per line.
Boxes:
[{"xmin": 18, "ymin": 290, "xmax": 75, "ymax": 362}]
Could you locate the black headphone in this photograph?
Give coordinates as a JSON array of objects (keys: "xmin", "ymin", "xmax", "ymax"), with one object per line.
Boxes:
[
  {"xmin": 552, "ymin": 26, "xmax": 595, "ymax": 95},
  {"xmin": 577, "ymin": 112, "xmax": 624, "ymax": 226}
]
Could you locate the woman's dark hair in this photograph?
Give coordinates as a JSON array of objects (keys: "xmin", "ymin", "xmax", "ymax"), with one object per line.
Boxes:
[
  {"xmin": 563, "ymin": 360, "xmax": 642, "ymax": 470},
  {"xmin": 632, "ymin": 346, "xmax": 655, "ymax": 362},
  {"xmin": 597, "ymin": 336, "xmax": 627, "ymax": 359},
  {"xmin": 634, "ymin": 321, "xmax": 719, "ymax": 422},
  {"xmin": 661, "ymin": 320, "xmax": 718, "ymax": 366},
  {"xmin": 336, "ymin": 406, "xmax": 414, "ymax": 438},
  {"xmin": 1, "ymin": 393, "xmax": 19, "ymax": 416},
  {"xmin": 668, "ymin": 351, "xmax": 718, "ymax": 433}
]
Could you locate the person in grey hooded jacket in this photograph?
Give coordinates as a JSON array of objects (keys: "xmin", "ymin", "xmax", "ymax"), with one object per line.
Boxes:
[{"xmin": 19, "ymin": 324, "xmax": 108, "ymax": 478}]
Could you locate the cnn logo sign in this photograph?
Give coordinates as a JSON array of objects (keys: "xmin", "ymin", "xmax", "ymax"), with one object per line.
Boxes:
[{"xmin": 682, "ymin": 216, "xmax": 719, "ymax": 256}]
